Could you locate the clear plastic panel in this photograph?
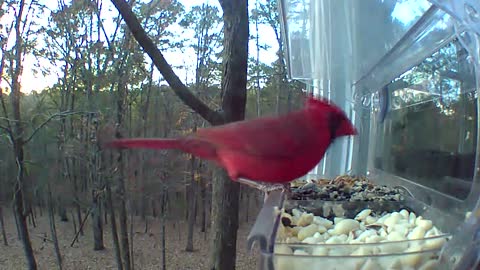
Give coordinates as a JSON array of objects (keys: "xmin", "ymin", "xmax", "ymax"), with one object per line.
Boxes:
[
  {"xmin": 371, "ymin": 39, "xmax": 477, "ymax": 200},
  {"xmin": 354, "ymin": 7, "xmax": 457, "ymax": 95},
  {"xmin": 281, "ymin": 0, "xmax": 433, "ymax": 83},
  {"xmin": 280, "ymin": 0, "xmax": 479, "ymax": 203},
  {"xmin": 279, "ymin": 0, "xmax": 460, "ymax": 178},
  {"xmin": 248, "ymin": 191, "xmax": 459, "ymax": 270},
  {"xmin": 276, "ymin": 1, "xmax": 480, "ymax": 268},
  {"xmin": 271, "ymin": 250, "xmax": 446, "ymax": 270}
]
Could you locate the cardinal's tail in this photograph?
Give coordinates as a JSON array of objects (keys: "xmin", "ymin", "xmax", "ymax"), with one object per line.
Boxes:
[
  {"xmin": 105, "ymin": 137, "xmax": 219, "ymax": 162},
  {"xmin": 104, "ymin": 138, "xmax": 182, "ymax": 150}
]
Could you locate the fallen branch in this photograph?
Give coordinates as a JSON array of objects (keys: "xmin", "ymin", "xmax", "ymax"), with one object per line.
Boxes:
[
  {"xmin": 33, "ymin": 234, "xmax": 54, "ymax": 243},
  {"xmin": 70, "ymin": 205, "xmax": 93, "ymax": 247},
  {"xmin": 70, "ymin": 187, "xmax": 105, "ymax": 247}
]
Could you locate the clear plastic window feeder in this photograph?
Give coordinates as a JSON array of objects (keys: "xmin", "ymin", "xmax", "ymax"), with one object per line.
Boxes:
[{"xmin": 247, "ymin": 1, "xmax": 480, "ymax": 269}]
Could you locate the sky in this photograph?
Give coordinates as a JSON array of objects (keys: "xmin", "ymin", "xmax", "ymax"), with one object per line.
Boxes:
[
  {"xmin": 16, "ymin": 0, "xmax": 434, "ymax": 94},
  {"xmin": 18, "ymin": 0, "xmax": 279, "ymax": 94}
]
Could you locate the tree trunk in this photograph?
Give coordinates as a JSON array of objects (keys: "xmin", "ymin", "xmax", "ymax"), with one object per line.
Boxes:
[
  {"xmin": 58, "ymin": 205, "xmax": 68, "ymax": 222},
  {"xmin": 13, "ymin": 181, "xmax": 37, "ymax": 270},
  {"xmin": 80, "ymin": 115, "xmax": 88, "ymax": 193},
  {"xmin": 200, "ymin": 176, "xmax": 207, "ymax": 234},
  {"xmin": 184, "ymin": 162, "xmax": 189, "ymax": 221},
  {"xmin": 185, "ymin": 156, "xmax": 197, "ymax": 252},
  {"xmin": 92, "ymin": 189, "xmax": 104, "ymax": 250},
  {"xmin": 209, "ymin": 0, "xmax": 248, "ymax": 269},
  {"xmin": 254, "ymin": 0, "xmax": 261, "ymax": 117},
  {"xmin": 143, "ymin": 214, "xmax": 148, "ymax": 234},
  {"xmin": 140, "ymin": 187, "xmax": 146, "ymax": 223},
  {"xmin": 0, "ymin": 206, "xmax": 8, "ymax": 246},
  {"xmin": 139, "ymin": 64, "xmax": 153, "ymax": 224},
  {"xmin": 287, "ymin": 88, "xmax": 293, "ymax": 112},
  {"xmin": 57, "ymin": 72, "xmax": 69, "ymax": 225},
  {"xmin": 48, "ymin": 185, "xmax": 63, "ymax": 270},
  {"xmin": 38, "ymin": 203, "xmax": 43, "ymax": 217},
  {"xmin": 151, "ymin": 198, "xmax": 156, "ymax": 218},
  {"xmin": 11, "ymin": 1, "xmax": 37, "ymax": 268},
  {"xmin": 160, "ymin": 185, "xmax": 167, "ymax": 270},
  {"xmin": 13, "ymin": 205, "xmax": 20, "ymax": 240},
  {"xmin": 73, "ymin": 165, "xmax": 83, "ymax": 236},
  {"xmin": 116, "ymin": 148, "xmax": 131, "ymax": 270},
  {"xmin": 245, "ymin": 189, "xmax": 250, "ymax": 223},
  {"xmin": 275, "ymin": 77, "xmax": 281, "ymax": 114},
  {"xmin": 71, "ymin": 211, "xmax": 77, "ymax": 237},
  {"xmin": 129, "ymin": 201, "xmax": 135, "ymax": 270},
  {"xmin": 32, "ymin": 206, "xmax": 37, "ymax": 224},
  {"xmin": 28, "ymin": 210, "xmax": 36, "ymax": 228},
  {"xmin": 116, "ymin": 74, "xmax": 131, "ymax": 270},
  {"xmin": 209, "ymin": 169, "xmax": 241, "ymax": 270},
  {"xmin": 104, "ymin": 200, "xmax": 108, "ymax": 226},
  {"xmin": 107, "ymin": 182, "xmax": 123, "ymax": 270},
  {"xmin": 89, "ymin": 113, "xmax": 104, "ymax": 251}
]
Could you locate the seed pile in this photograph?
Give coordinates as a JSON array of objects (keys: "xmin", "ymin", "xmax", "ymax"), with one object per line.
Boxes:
[{"xmin": 290, "ymin": 175, "xmax": 407, "ymax": 202}]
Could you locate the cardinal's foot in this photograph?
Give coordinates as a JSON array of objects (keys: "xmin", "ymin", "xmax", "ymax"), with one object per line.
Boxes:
[{"xmin": 237, "ymin": 178, "xmax": 288, "ymax": 194}]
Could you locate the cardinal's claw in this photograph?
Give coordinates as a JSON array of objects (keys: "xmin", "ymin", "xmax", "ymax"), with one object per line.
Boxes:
[{"xmin": 260, "ymin": 183, "xmax": 286, "ymax": 193}]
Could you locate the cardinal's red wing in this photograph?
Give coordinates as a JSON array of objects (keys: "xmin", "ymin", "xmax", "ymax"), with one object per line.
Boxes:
[{"xmin": 195, "ymin": 112, "xmax": 323, "ymax": 158}]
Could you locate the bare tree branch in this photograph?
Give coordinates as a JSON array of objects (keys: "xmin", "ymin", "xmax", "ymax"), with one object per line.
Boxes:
[
  {"xmin": 109, "ymin": 0, "xmax": 224, "ymax": 125},
  {"xmin": 24, "ymin": 111, "xmax": 96, "ymax": 145},
  {"xmin": 0, "ymin": 116, "xmax": 19, "ymax": 122},
  {"xmin": 0, "ymin": 124, "xmax": 13, "ymax": 141}
]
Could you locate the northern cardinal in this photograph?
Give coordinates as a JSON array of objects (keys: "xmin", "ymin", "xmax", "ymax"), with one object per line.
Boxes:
[{"xmin": 105, "ymin": 96, "xmax": 356, "ymax": 191}]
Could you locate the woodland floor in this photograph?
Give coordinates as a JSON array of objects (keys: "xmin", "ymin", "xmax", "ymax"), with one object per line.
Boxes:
[{"xmin": 0, "ymin": 211, "xmax": 260, "ymax": 270}]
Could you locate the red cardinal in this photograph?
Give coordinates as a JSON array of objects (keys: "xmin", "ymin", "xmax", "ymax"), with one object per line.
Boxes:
[{"xmin": 105, "ymin": 96, "xmax": 356, "ymax": 190}]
